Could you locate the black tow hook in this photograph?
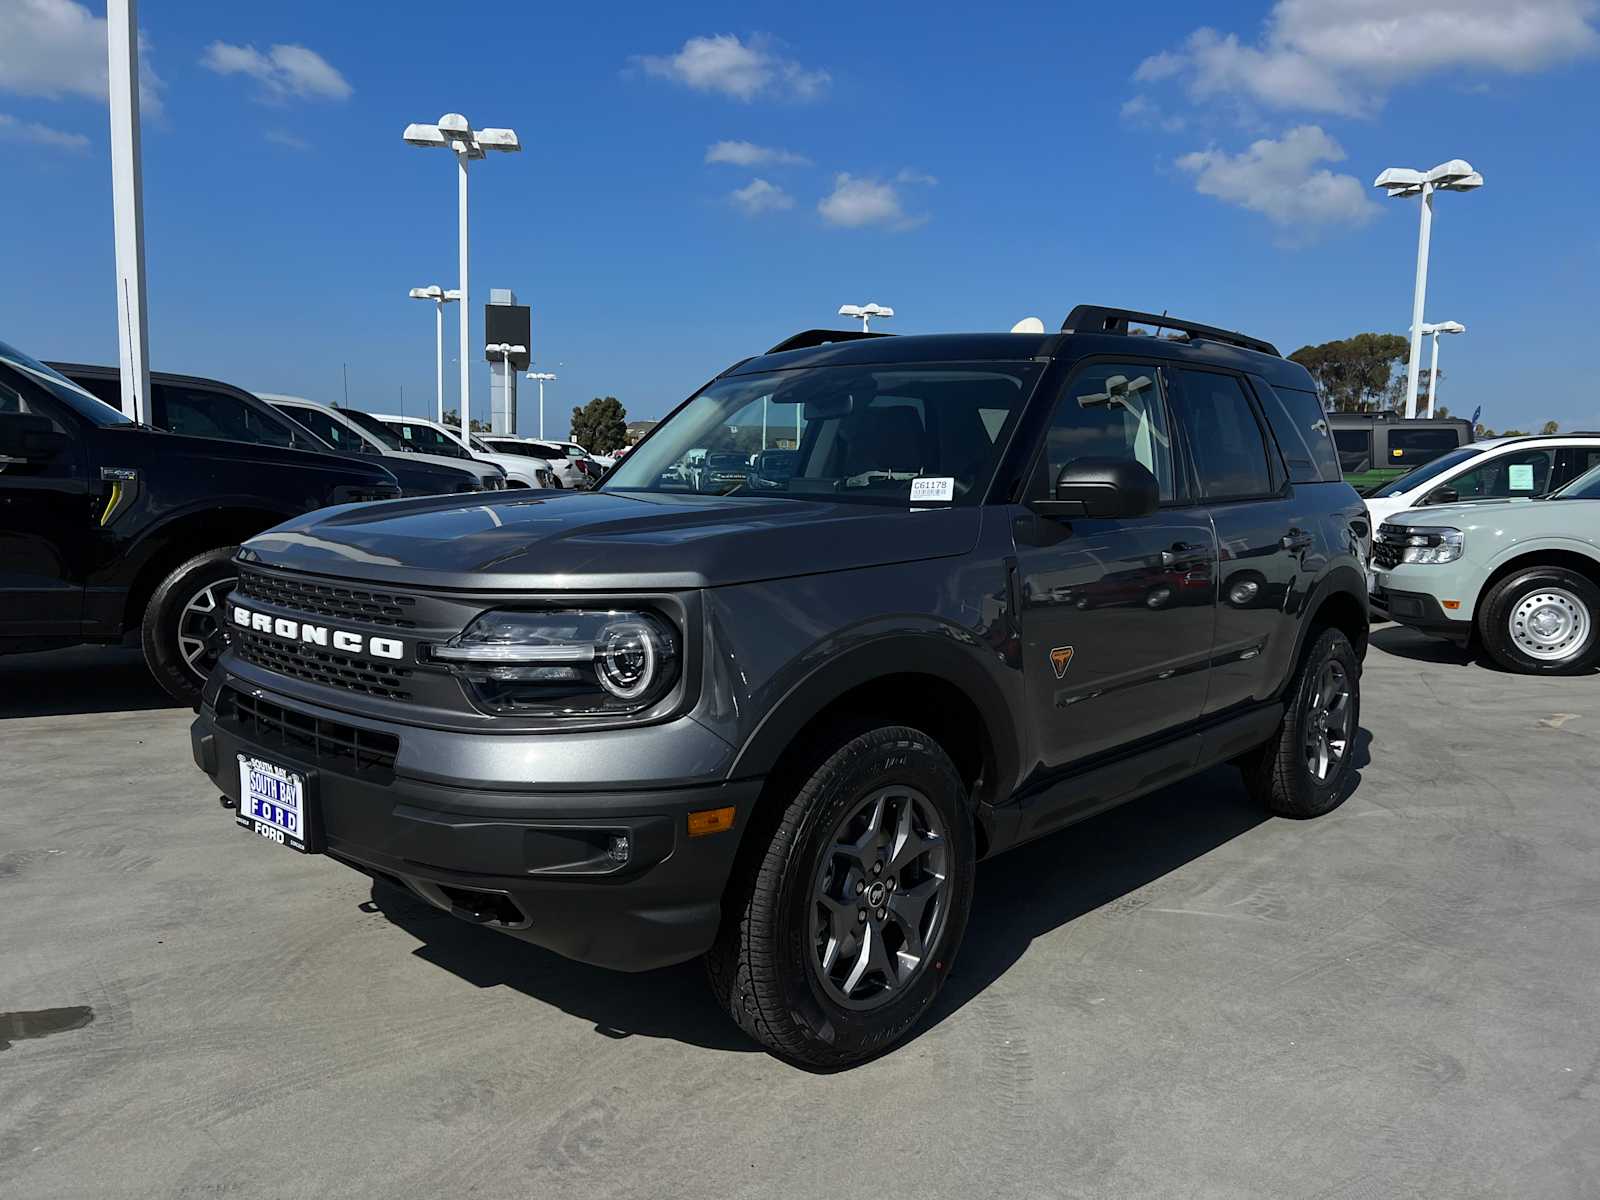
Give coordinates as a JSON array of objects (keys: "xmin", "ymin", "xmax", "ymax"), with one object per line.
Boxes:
[{"xmin": 219, "ymin": 794, "xmax": 237, "ymax": 810}]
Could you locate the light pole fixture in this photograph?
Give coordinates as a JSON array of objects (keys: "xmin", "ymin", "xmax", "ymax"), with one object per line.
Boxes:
[
  {"xmin": 1374, "ymin": 159, "xmax": 1482, "ymax": 420},
  {"xmin": 1416, "ymin": 320, "xmax": 1466, "ymax": 419},
  {"xmin": 402, "ymin": 112, "xmax": 522, "ymax": 444},
  {"xmin": 527, "ymin": 371, "xmax": 557, "ymax": 439},
  {"xmin": 838, "ymin": 302, "xmax": 894, "ymax": 332},
  {"xmin": 409, "ymin": 285, "xmax": 461, "ymax": 425}
]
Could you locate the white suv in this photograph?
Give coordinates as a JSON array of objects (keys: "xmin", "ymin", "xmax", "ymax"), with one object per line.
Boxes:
[
  {"xmin": 1363, "ymin": 435, "xmax": 1600, "ymax": 528},
  {"xmin": 374, "ymin": 414, "xmax": 558, "ymax": 489}
]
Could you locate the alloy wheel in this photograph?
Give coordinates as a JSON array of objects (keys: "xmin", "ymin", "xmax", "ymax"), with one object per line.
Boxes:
[
  {"xmin": 1303, "ymin": 659, "xmax": 1353, "ymax": 784},
  {"xmin": 177, "ymin": 576, "xmax": 236, "ymax": 682}
]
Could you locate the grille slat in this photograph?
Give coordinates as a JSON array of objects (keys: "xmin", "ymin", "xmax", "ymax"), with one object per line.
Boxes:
[
  {"xmin": 237, "ymin": 568, "xmax": 418, "ymax": 629},
  {"xmin": 1373, "ymin": 528, "xmax": 1403, "ymax": 570},
  {"xmin": 235, "ymin": 630, "xmax": 415, "ymax": 702},
  {"xmin": 218, "ymin": 687, "xmax": 399, "ymax": 782}
]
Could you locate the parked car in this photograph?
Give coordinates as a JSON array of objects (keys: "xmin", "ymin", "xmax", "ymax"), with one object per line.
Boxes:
[
  {"xmin": 480, "ymin": 436, "xmax": 585, "ymax": 489},
  {"xmin": 189, "ymin": 305, "xmax": 1368, "ymax": 1067},
  {"xmin": 1371, "ymin": 461, "xmax": 1600, "ymax": 673},
  {"xmin": 261, "ymin": 395, "xmax": 504, "ymax": 495},
  {"xmin": 2, "ymin": 340, "xmax": 399, "ymax": 704},
  {"xmin": 373, "ymin": 414, "xmax": 557, "ymax": 489},
  {"xmin": 1328, "ymin": 412, "xmax": 1474, "ymax": 493},
  {"xmin": 1363, "ymin": 434, "xmax": 1600, "ymax": 528}
]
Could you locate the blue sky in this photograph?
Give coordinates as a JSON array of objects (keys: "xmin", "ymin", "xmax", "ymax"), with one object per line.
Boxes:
[{"xmin": 2, "ymin": 0, "xmax": 1598, "ymax": 433}]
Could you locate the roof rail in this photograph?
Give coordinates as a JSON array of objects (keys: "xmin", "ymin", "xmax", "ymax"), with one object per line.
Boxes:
[
  {"xmin": 766, "ymin": 329, "xmax": 892, "ymax": 354},
  {"xmin": 1062, "ymin": 305, "xmax": 1279, "ymax": 357}
]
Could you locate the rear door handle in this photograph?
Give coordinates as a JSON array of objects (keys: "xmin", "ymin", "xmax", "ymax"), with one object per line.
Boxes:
[{"xmin": 1281, "ymin": 530, "xmax": 1313, "ymax": 552}]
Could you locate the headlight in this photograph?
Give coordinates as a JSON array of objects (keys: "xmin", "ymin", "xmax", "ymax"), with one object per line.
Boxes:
[
  {"xmin": 1389, "ymin": 526, "xmax": 1463, "ymax": 564},
  {"xmin": 429, "ymin": 609, "xmax": 679, "ymax": 716}
]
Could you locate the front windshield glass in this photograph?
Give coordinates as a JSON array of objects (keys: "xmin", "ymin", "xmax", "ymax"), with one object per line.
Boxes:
[
  {"xmin": 341, "ymin": 409, "xmax": 407, "ymax": 450},
  {"xmin": 381, "ymin": 418, "xmax": 472, "ymax": 459},
  {"xmin": 1369, "ymin": 445, "xmax": 1484, "ymax": 498},
  {"xmin": 0, "ymin": 339, "xmax": 133, "ymax": 426},
  {"xmin": 603, "ymin": 363, "xmax": 1040, "ymax": 505},
  {"xmin": 1550, "ymin": 462, "xmax": 1600, "ymax": 500}
]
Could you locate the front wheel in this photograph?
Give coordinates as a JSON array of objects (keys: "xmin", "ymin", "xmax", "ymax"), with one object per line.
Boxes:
[
  {"xmin": 707, "ymin": 725, "xmax": 975, "ymax": 1069},
  {"xmin": 141, "ymin": 547, "xmax": 239, "ymax": 706},
  {"xmin": 1242, "ymin": 626, "xmax": 1360, "ymax": 818},
  {"xmin": 1476, "ymin": 566, "xmax": 1600, "ymax": 675}
]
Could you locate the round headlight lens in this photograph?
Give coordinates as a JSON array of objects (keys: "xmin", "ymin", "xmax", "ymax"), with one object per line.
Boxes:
[{"xmin": 596, "ymin": 619, "xmax": 660, "ymax": 699}]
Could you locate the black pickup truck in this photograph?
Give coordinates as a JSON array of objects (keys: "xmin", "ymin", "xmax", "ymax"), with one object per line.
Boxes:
[{"xmin": 0, "ymin": 338, "xmax": 400, "ymax": 704}]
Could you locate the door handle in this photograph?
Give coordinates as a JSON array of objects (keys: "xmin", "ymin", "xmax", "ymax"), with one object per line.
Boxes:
[
  {"xmin": 1281, "ymin": 529, "xmax": 1313, "ymax": 552},
  {"xmin": 1160, "ymin": 541, "xmax": 1208, "ymax": 568}
]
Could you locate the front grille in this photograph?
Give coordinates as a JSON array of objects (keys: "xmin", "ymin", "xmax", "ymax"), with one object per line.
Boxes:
[
  {"xmin": 217, "ymin": 687, "xmax": 399, "ymax": 781},
  {"xmin": 235, "ymin": 630, "xmax": 415, "ymax": 702},
  {"xmin": 238, "ymin": 569, "xmax": 418, "ymax": 628},
  {"xmin": 1372, "ymin": 529, "xmax": 1403, "ymax": 570}
]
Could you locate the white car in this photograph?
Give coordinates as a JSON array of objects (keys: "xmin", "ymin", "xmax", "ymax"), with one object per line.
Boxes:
[
  {"xmin": 259, "ymin": 394, "xmax": 507, "ymax": 492},
  {"xmin": 555, "ymin": 439, "xmax": 615, "ymax": 470},
  {"xmin": 1363, "ymin": 434, "xmax": 1600, "ymax": 528},
  {"xmin": 372, "ymin": 414, "xmax": 558, "ymax": 490},
  {"xmin": 481, "ymin": 436, "xmax": 587, "ymax": 489}
]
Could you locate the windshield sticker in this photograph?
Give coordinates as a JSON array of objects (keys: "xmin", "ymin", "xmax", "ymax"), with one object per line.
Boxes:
[
  {"xmin": 909, "ymin": 477, "xmax": 955, "ymax": 503},
  {"xmin": 1508, "ymin": 463, "xmax": 1535, "ymax": 491}
]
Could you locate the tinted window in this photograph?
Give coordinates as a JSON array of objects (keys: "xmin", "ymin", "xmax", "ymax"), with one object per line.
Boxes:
[
  {"xmin": 1260, "ymin": 384, "xmax": 1339, "ymax": 483},
  {"xmin": 1333, "ymin": 428, "xmax": 1373, "ymax": 473},
  {"xmin": 340, "ymin": 409, "xmax": 407, "ymax": 451},
  {"xmin": 1370, "ymin": 445, "xmax": 1484, "ymax": 497},
  {"xmin": 1039, "ymin": 362, "xmax": 1177, "ymax": 502},
  {"xmin": 1175, "ymin": 370, "xmax": 1274, "ymax": 500},
  {"xmin": 273, "ymin": 405, "xmax": 372, "ymax": 454},
  {"xmin": 382, "ymin": 420, "xmax": 471, "ymax": 458},
  {"xmin": 5, "ymin": 348, "xmax": 130, "ymax": 426},
  {"xmin": 1447, "ymin": 447, "xmax": 1554, "ymax": 500},
  {"xmin": 1387, "ymin": 426, "xmax": 1462, "ymax": 465},
  {"xmin": 158, "ymin": 384, "xmax": 294, "ymax": 447}
]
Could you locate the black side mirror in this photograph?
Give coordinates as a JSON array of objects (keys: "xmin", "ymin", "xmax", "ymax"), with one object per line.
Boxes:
[
  {"xmin": 0, "ymin": 412, "xmax": 70, "ymax": 462},
  {"xmin": 1427, "ymin": 485, "xmax": 1459, "ymax": 505},
  {"xmin": 1032, "ymin": 457, "xmax": 1160, "ymax": 519}
]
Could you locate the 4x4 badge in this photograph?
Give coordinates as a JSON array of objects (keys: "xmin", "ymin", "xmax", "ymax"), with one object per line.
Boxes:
[{"xmin": 1049, "ymin": 646, "xmax": 1075, "ymax": 679}]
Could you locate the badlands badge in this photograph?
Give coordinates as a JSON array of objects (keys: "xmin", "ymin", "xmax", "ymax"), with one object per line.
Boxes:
[{"xmin": 1049, "ymin": 645, "xmax": 1075, "ymax": 679}]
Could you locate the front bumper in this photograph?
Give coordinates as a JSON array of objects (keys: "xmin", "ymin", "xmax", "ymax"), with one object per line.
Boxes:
[
  {"xmin": 191, "ymin": 680, "xmax": 759, "ymax": 972},
  {"xmin": 1370, "ymin": 583, "xmax": 1472, "ymax": 645}
]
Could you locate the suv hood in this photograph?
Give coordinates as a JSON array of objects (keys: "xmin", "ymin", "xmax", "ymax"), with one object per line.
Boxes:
[
  {"xmin": 242, "ymin": 489, "xmax": 981, "ymax": 590},
  {"xmin": 1382, "ymin": 498, "xmax": 1544, "ymax": 528}
]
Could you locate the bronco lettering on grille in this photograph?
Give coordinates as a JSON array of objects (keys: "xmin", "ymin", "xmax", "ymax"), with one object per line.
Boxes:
[{"xmin": 232, "ymin": 605, "xmax": 405, "ymax": 661}]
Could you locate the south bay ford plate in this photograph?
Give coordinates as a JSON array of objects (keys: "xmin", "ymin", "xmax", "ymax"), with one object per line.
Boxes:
[{"xmin": 236, "ymin": 754, "xmax": 315, "ymax": 853}]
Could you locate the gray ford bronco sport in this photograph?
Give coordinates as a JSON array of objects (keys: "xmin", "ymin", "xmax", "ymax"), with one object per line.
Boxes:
[{"xmin": 190, "ymin": 306, "xmax": 1370, "ymax": 1067}]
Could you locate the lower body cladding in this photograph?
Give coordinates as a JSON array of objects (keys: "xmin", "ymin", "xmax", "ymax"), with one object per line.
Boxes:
[
  {"xmin": 190, "ymin": 681, "xmax": 758, "ymax": 973},
  {"xmin": 1371, "ymin": 583, "xmax": 1471, "ymax": 646}
]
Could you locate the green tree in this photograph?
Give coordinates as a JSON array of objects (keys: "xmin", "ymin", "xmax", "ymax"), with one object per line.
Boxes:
[
  {"xmin": 442, "ymin": 409, "xmax": 488, "ymax": 433},
  {"xmin": 1541, "ymin": 420, "xmax": 1560, "ymax": 435},
  {"xmin": 1288, "ymin": 334, "xmax": 1411, "ymax": 412},
  {"xmin": 571, "ymin": 396, "xmax": 628, "ymax": 453}
]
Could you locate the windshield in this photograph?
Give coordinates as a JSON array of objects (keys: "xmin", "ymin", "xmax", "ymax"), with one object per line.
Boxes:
[
  {"xmin": 1550, "ymin": 461, "xmax": 1600, "ymax": 500},
  {"xmin": 603, "ymin": 363, "xmax": 1040, "ymax": 505},
  {"xmin": 1369, "ymin": 445, "xmax": 1485, "ymax": 498},
  {"xmin": 341, "ymin": 409, "xmax": 407, "ymax": 451},
  {"xmin": 0, "ymin": 340, "xmax": 133, "ymax": 426},
  {"xmin": 381, "ymin": 418, "xmax": 472, "ymax": 459}
]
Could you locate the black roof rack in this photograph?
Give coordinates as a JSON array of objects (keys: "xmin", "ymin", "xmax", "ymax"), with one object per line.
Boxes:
[
  {"xmin": 766, "ymin": 329, "xmax": 893, "ymax": 354},
  {"xmin": 1062, "ymin": 305, "xmax": 1279, "ymax": 358}
]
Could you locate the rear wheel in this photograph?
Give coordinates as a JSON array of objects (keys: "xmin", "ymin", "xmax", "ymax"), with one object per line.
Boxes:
[
  {"xmin": 1477, "ymin": 566, "xmax": 1600, "ymax": 675},
  {"xmin": 707, "ymin": 725, "xmax": 975, "ymax": 1069},
  {"xmin": 141, "ymin": 548, "xmax": 238, "ymax": 706},
  {"xmin": 1242, "ymin": 626, "xmax": 1360, "ymax": 818}
]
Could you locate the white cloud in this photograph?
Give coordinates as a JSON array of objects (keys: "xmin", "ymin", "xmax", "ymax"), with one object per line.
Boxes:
[
  {"xmin": 1137, "ymin": 0, "xmax": 1600, "ymax": 116},
  {"xmin": 818, "ymin": 173, "xmax": 926, "ymax": 231},
  {"xmin": 730, "ymin": 178, "xmax": 794, "ymax": 215},
  {"xmin": 705, "ymin": 139, "xmax": 810, "ymax": 166},
  {"xmin": 264, "ymin": 128, "xmax": 310, "ymax": 151},
  {"xmin": 637, "ymin": 34, "xmax": 829, "ymax": 102},
  {"xmin": 895, "ymin": 167, "xmax": 938, "ymax": 186},
  {"xmin": 0, "ymin": 111, "xmax": 88, "ymax": 150},
  {"xmin": 0, "ymin": 0, "xmax": 165, "ymax": 118},
  {"xmin": 1176, "ymin": 125, "xmax": 1378, "ymax": 238},
  {"xmin": 1119, "ymin": 95, "xmax": 1186, "ymax": 132},
  {"xmin": 200, "ymin": 41, "xmax": 352, "ymax": 102}
]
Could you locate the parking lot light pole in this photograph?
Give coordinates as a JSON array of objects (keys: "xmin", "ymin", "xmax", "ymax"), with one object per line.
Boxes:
[
  {"xmin": 1417, "ymin": 321, "xmax": 1466, "ymax": 419},
  {"xmin": 1373, "ymin": 161, "xmax": 1482, "ymax": 420},
  {"xmin": 107, "ymin": 0, "xmax": 150, "ymax": 423},
  {"xmin": 402, "ymin": 114, "xmax": 522, "ymax": 445},
  {"xmin": 409, "ymin": 286, "xmax": 460, "ymax": 425},
  {"xmin": 527, "ymin": 372, "xmax": 557, "ymax": 438},
  {"xmin": 838, "ymin": 302, "xmax": 894, "ymax": 332}
]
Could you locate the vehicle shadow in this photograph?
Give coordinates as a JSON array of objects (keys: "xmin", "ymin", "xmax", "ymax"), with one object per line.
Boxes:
[
  {"xmin": 368, "ymin": 728, "xmax": 1371, "ymax": 1064},
  {"xmin": 0, "ymin": 645, "xmax": 178, "ymax": 718},
  {"xmin": 1368, "ymin": 624, "xmax": 1480, "ymax": 668}
]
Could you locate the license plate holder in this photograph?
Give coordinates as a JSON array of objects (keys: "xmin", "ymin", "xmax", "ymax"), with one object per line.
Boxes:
[{"xmin": 235, "ymin": 754, "xmax": 321, "ymax": 854}]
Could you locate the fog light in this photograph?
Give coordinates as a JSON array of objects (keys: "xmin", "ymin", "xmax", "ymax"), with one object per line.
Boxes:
[
  {"xmin": 607, "ymin": 834, "xmax": 630, "ymax": 864},
  {"xmin": 687, "ymin": 806, "xmax": 736, "ymax": 837}
]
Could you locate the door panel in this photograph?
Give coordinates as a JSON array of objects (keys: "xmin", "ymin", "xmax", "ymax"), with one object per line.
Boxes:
[{"xmin": 0, "ymin": 379, "xmax": 88, "ymax": 637}]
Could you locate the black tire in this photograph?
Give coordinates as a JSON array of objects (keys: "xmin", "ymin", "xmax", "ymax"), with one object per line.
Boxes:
[
  {"xmin": 706, "ymin": 725, "xmax": 976, "ymax": 1069},
  {"xmin": 140, "ymin": 547, "xmax": 239, "ymax": 706},
  {"xmin": 1475, "ymin": 566, "xmax": 1600, "ymax": 676},
  {"xmin": 1242, "ymin": 626, "xmax": 1360, "ymax": 819}
]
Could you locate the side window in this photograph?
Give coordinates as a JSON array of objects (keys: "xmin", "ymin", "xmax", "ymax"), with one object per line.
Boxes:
[
  {"xmin": 1446, "ymin": 448, "xmax": 1555, "ymax": 500},
  {"xmin": 1387, "ymin": 426, "xmax": 1461, "ymax": 466},
  {"xmin": 1333, "ymin": 428, "xmax": 1372, "ymax": 474},
  {"xmin": 1174, "ymin": 370, "xmax": 1274, "ymax": 500},
  {"xmin": 1038, "ymin": 362, "xmax": 1177, "ymax": 502},
  {"xmin": 280, "ymin": 406, "xmax": 362, "ymax": 453},
  {"xmin": 158, "ymin": 385, "xmax": 293, "ymax": 447},
  {"xmin": 1260, "ymin": 384, "xmax": 1339, "ymax": 483}
]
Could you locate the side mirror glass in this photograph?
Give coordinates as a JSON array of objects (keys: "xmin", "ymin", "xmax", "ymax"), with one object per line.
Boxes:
[{"xmin": 1033, "ymin": 457, "xmax": 1160, "ymax": 520}]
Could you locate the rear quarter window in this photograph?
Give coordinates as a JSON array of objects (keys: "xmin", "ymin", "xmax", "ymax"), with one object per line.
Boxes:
[{"xmin": 1259, "ymin": 383, "xmax": 1341, "ymax": 484}]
